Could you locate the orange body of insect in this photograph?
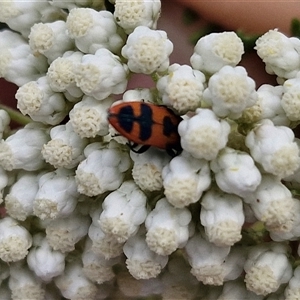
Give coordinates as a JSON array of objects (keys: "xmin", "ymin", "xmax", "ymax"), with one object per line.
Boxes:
[{"xmin": 107, "ymin": 101, "xmax": 182, "ymax": 156}]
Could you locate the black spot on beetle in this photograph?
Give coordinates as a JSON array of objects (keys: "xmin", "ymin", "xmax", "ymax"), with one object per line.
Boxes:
[
  {"xmin": 117, "ymin": 106, "xmax": 135, "ymax": 133},
  {"xmin": 163, "ymin": 116, "xmax": 177, "ymax": 137},
  {"xmin": 138, "ymin": 103, "xmax": 153, "ymax": 141}
]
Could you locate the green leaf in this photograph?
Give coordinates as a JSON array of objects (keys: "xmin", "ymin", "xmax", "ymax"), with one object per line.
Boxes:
[{"xmin": 290, "ymin": 18, "xmax": 300, "ymax": 38}]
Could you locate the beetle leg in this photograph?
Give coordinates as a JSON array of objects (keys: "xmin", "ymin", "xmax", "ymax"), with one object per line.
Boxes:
[
  {"xmin": 127, "ymin": 141, "xmax": 150, "ymax": 154},
  {"xmin": 166, "ymin": 143, "xmax": 182, "ymax": 158},
  {"xmin": 110, "ymin": 132, "xmax": 122, "ymax": 138}
]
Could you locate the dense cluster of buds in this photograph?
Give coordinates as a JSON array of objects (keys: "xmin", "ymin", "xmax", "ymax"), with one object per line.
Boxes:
[{"xmin": 0, "ymin": 0, "xmax": 300, "ymax": 299}]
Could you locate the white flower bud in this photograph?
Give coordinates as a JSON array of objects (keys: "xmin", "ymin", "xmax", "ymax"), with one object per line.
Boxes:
[
  {"xmin": 122, "ymin": 25, "xmax": 173, "ymax": 74},
  {"xmin": 185, "ymin": 232, "xmax": 231, "ymax": 285},
  {"xmin": 75, "ymin": 141, "xmax": 131, "ymax": 196},
  {"xmin": 268, "ymin": 192, "xmax": 300, "ymax": 241},
  {"xmin": 145, "ymin": 198, "xmax": 191, "ymax": 255},
  {"xmin": 16, "ymin": 76, "xmax": 69, "ymax": 125},
  {"xmin": 0, "ymin": 122, "xmax": 49, "ymax": 171},
  {"xmin": 162, "ymin": 151, "xmax": 211, "ymax": 207},
  {"xmin": 245, "ymin": 119, "xmax": 300, "ymax": 178},
  {"xmin": 122, "ymin": 88, "xmax": 155, "ymax": 103},
  {"xmin": 222, "ymin": 247, "xmax": 248, "ymax": 281},
  {"xmin": 191, "ymin": 31, "xmax": 244, "ymax": 74},
  {"xmin": 88, "ymin": 211, "xmax": 124, "ymax": 259},
  {"xmin": 33, "ymin": 169, "xmax": 79, "ymax": 220},
  {"xmin": 200, "ymin": 188, "xmax": 244, "ymax": 247},
  {"xmin": 99, "ymin": 181, "xmax": 147, "ymax": 243},
  {"xmin": 210, "ymin": 147, "xmax": 261, "ymax": 198},
  {"xmin": 203, "ymin": 66, "xmax": 257, "ymax": 119},
  {"xmin": 240, "ymin": 84, "xmax": 289, "ymax": 126},
  {"xmin": 46, "ymin": 210, "xmax": 90, "ymax": 253},
  {"xmin": 75, "ymin": 48, "xmax": 128, "ymax": 100},
  {"xmin": 54, "ymin": 261, "xmax": 98, "ymax": 300},
  {"xmin": 114, "ymin": 0, "xmax": 161, "ymax": 34},
  {"xmin": 283, "ymin": 139, "xmax": 300, "ymax": 187},
  {"xmin": 9, "ymin": 263, "xmax": 45, "ymax": 299},
  {"xmin": 82, "ymin": 238, "xmax": 118, "ymax": 284},
  {"xmin": 0, "ymin": 217, "xmax": 32, "ymax": 262},
  {"xmin": 29, "ymin": 20, "xmax": 74, "ymax": 63},
  {"xmin": 47, "ymin": 51, "xmax": 84, "ymax": 98},
  {"xmin": 285, "ymin": 266, "xmax": 300, "ymax": 300},
  {"xmin": 257, "ymin": 84, "xmax": 289, "ymax": 125},
  {"xmin": 0, "ymin": 30, "xmax": 48, "ymax": 86},
  {"xmin": 0, "ymin": 0, "xmax": 63, "ymax": 37},
  {"xmin": 281, "ymin": 75, "xmax": 300, "ymax": 121},
  {"xmin": 245, "ymin": 175, "xmax": 295, "ymax": 232},
  {"xmin": 66, "ymin": 8, "xmax": 124, "ymax": 54},
  {"xmin": 42, "ymin": 122, "xmax": 88, "ymax": 169},
  {"xmin": 157, "ymin": 64, "xmax": 206, "ymax": 114},
  {"xmin": 244, "ymin": 243, "xmax": 293, "ymax": 296},
  {"xmin": 255, "ymin": 29, "xmax": 300, "ymax": 79},
  {"xmin": 27, "ymin": 233, "xmax": 65, "ymax": 282},
  {"xmin": 5, "ymin": 171, "xmax": 41, "ymax": 220},
  {"xmin": 123, "ymin": 228, "xmax": 168, "ymax": 279},
  {"xmin": 178, "ymin": 108, "xmax": 230, "ymax": 160},
  {"xmin": 131, "ymin": 148, "xmax": 171, "ymax": 192},
  {"xmin": 268, "ymin": 175, "xmax": 300, "ymax": 241},
  {"xmin": 69, "ymin": 95, "xmax": 114, "ymax": 138}
]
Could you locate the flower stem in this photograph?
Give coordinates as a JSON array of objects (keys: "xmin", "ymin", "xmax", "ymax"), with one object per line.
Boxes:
[{"xmin": 0, "ymin": 104, "xmax": 31, "ymax": 126}]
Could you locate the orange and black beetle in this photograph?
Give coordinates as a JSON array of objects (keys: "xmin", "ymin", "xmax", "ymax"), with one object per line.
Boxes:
[{"xmin": 108, "ymin": 101, "xmax": 182, "ymax": 157}]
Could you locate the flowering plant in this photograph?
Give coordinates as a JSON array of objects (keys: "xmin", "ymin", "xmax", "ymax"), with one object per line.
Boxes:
[{"xmin": 0, "ymin": 0, "xmax": 300, "ymax": 299}]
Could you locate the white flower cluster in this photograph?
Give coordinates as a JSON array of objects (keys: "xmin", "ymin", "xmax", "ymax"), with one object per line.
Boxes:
[{"xmin": 0, "ymin": 0, "xmax": 300, "ymax": 299}]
